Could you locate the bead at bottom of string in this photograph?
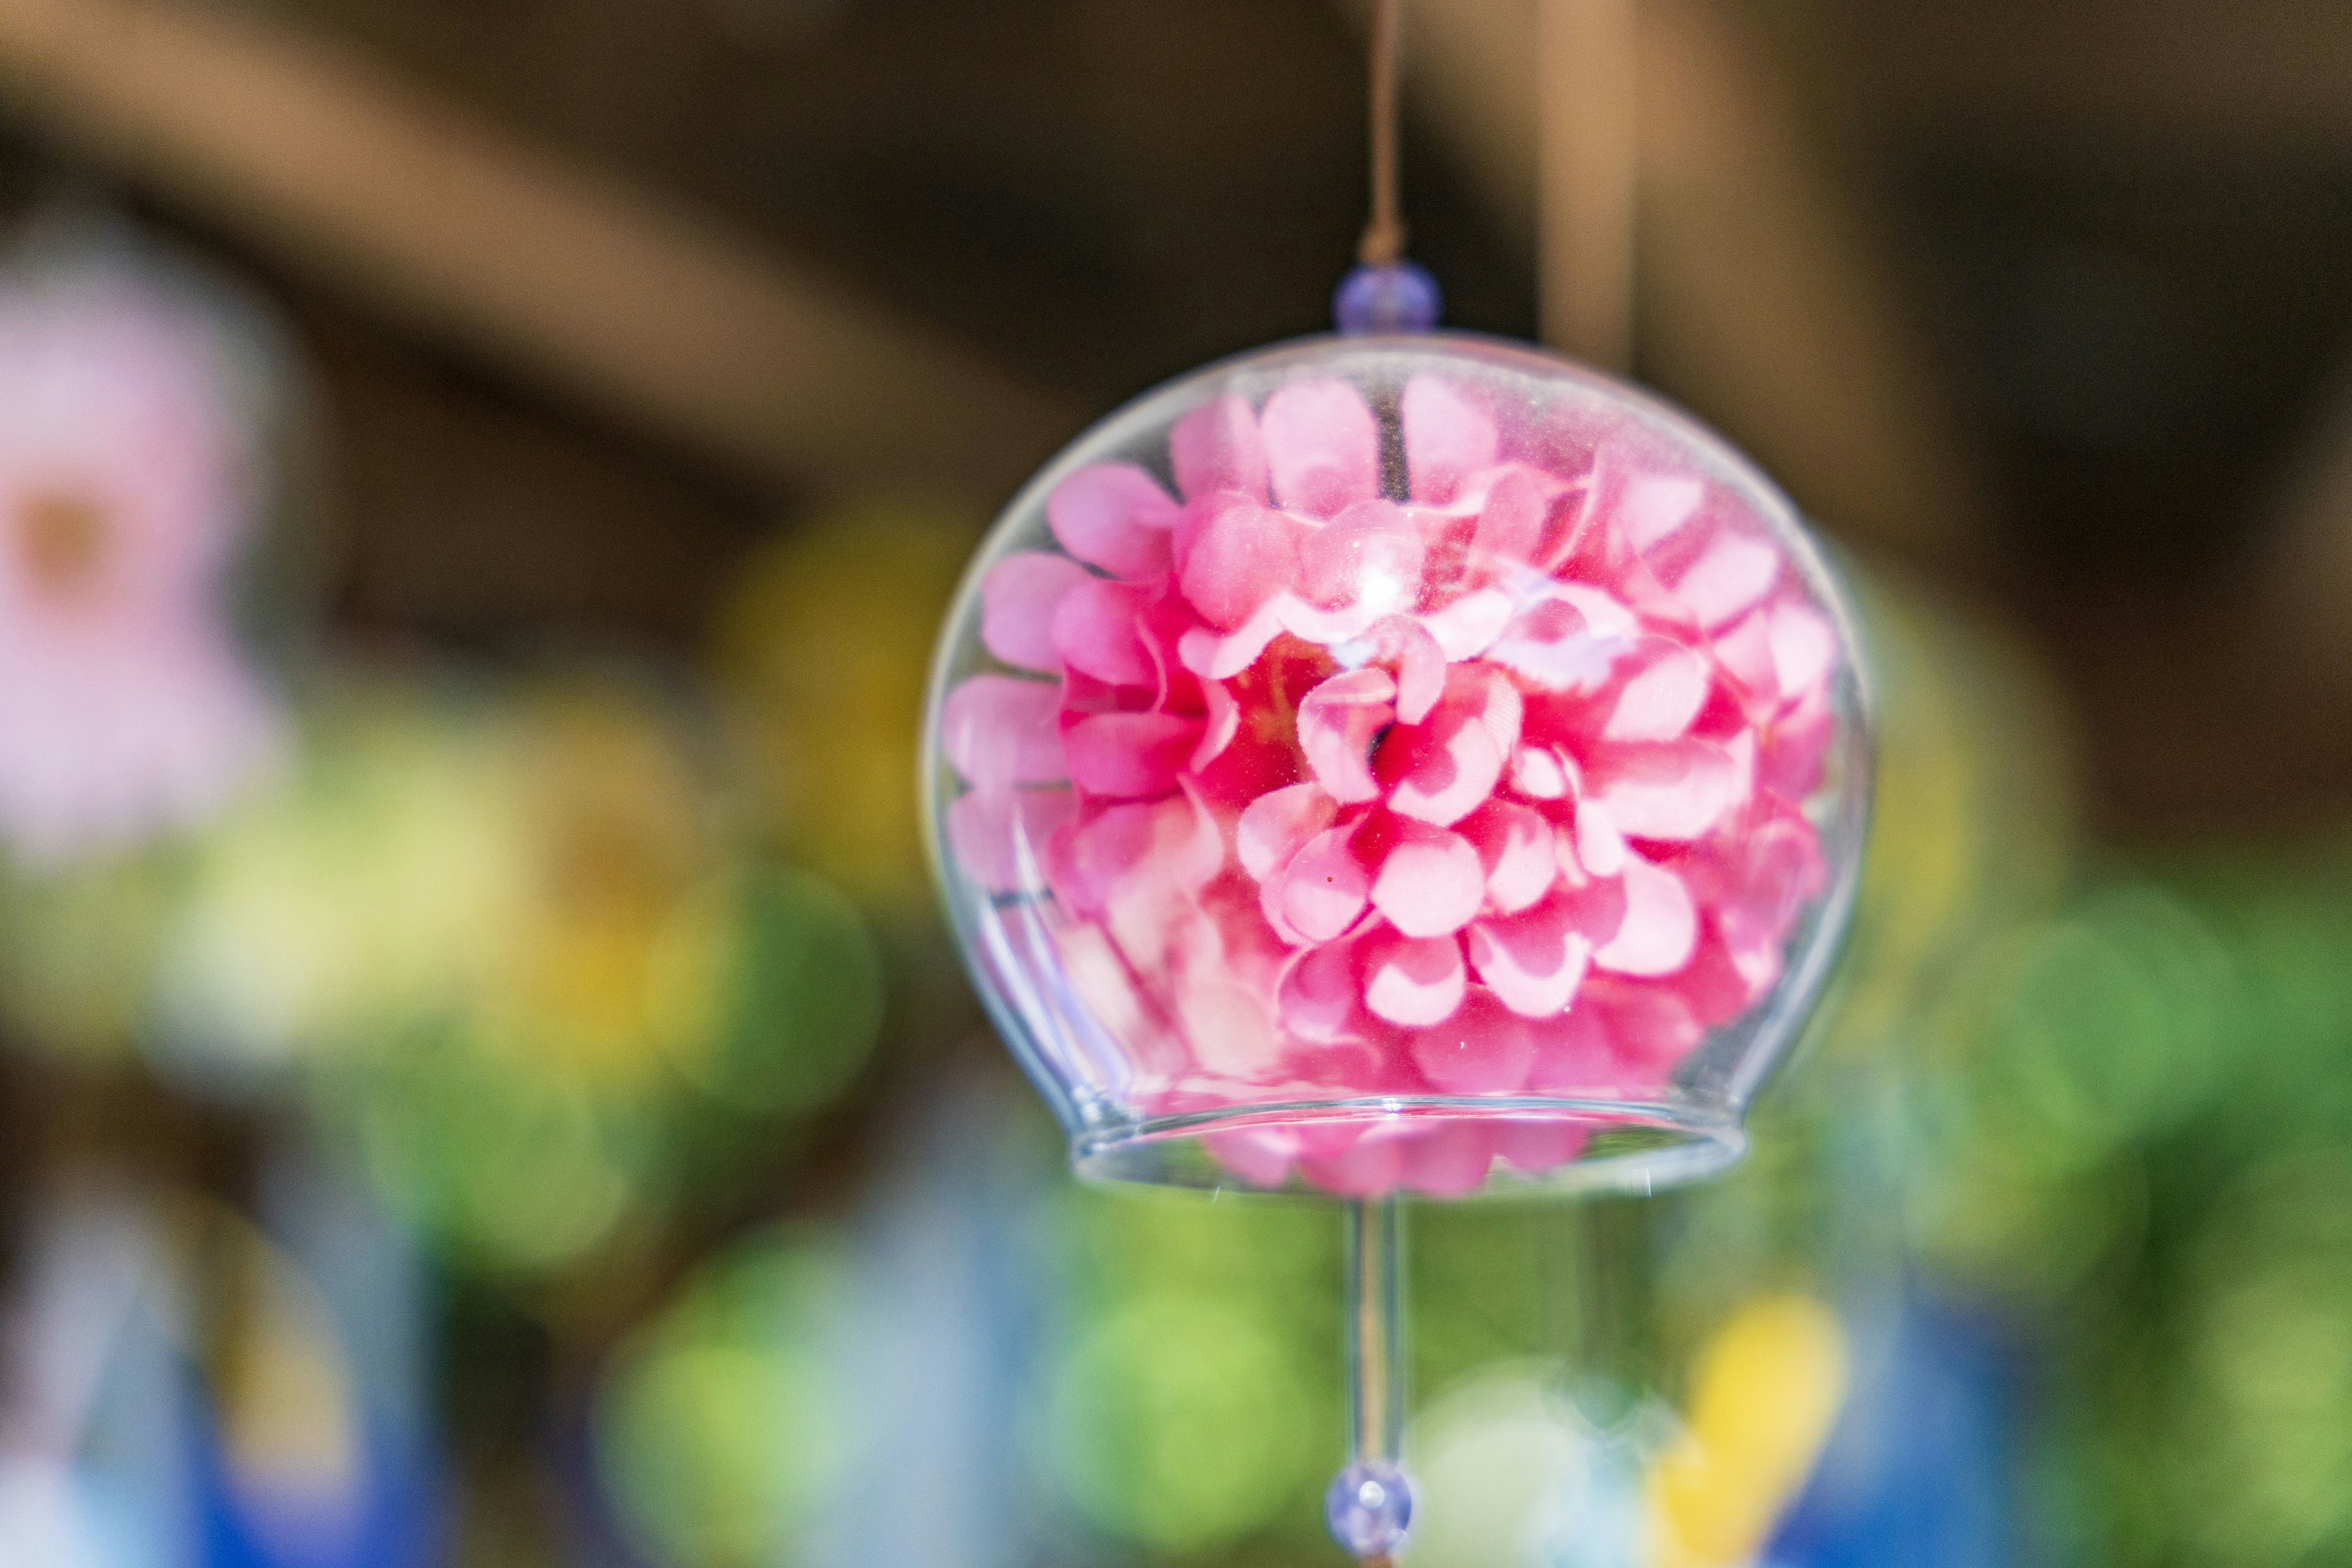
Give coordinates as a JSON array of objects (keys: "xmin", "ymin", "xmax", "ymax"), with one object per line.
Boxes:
[{"xmin": 1325, "ymin": 1457, "xmax": 1415, "ymax": 1559}]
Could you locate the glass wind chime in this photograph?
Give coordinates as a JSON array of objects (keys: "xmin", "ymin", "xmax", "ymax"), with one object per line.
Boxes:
[{"xmin": 922, "ymin": 4, "xmax": 1871, "ymax": 1557}]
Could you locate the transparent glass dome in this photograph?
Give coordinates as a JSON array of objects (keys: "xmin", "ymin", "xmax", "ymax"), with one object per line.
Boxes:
[{"xmin": 924, "ymin": 334, "xmax": 1869, "ymax": 1199}]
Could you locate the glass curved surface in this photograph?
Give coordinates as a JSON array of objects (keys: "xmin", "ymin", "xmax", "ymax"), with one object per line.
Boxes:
[{"xmin": 924, "ymin": 334, "xmax": 1870, "ymax": 1198}]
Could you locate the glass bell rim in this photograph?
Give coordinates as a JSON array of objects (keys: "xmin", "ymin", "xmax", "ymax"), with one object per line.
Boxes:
[{"xmin": 1068, "ymin": 1094, "xmax": 1751, "ymax": 1200}]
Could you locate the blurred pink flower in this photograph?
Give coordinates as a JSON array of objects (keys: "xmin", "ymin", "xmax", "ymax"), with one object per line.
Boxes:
[
  {"xmin": 0, "ymin": 270, "xmax": 284, "ymax": 867},
  {"xmin": 944, "ymin": 374, "xmax": 1837, "ymax": 1194}
]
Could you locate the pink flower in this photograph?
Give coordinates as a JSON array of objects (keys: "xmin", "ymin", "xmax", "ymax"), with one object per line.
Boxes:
[
  {"xmin": 944, "ymin": 372, "xmax": 1839, "ymax": 1195},
  {"xmin": 0, "ymin": 268, "xmax": 285, "ymax": 867}
]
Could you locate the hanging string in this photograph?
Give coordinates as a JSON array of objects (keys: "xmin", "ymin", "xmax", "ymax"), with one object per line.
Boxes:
[
  {"xmin": 1333, "ymin": 0, "xmax": 1439, "ymax": 335},
  {"xmin": 1358, "ymin": 0, "xmax": 1406, "ymax": 267}
]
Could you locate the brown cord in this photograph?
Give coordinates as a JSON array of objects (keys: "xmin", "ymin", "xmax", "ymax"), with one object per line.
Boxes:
[{"xmin": 1357, "ymin": 0, "xmax": 1406, "ymax": 266}]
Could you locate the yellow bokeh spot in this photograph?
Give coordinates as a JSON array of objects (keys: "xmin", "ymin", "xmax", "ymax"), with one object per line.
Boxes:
[
  {"xmin": 713, "ymin": 504, "xmax": 974, "ymax": 913},
  {"xmin": 1647, "ymin": 1293, "xmax": 1848, "ymax": 1568},
  {"xmin": 168, "ymin": 1196, "xmax": 365, "ymax": 1511},
  {"xmin": 483, "ymin": 679, "xmax": 723, "ymax": 1091}
]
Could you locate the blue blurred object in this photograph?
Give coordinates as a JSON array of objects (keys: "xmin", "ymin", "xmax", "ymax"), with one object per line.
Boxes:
[
  {"xmin": 1762, "ymin": 1294, "xmax": 2018, "ymax": 1568},
  {"xmin": 1332, "ymin": 260, "xmax": 1441, "ymax": 334},
  {"xmin": 1325, "ymin": 1460, "xmax": 1413, "ymax": 1559},
  {"xmin": 189, "ymin": 1152, "xmax": 443, "ymax": 1568},
  {"xmin": 797, "ymin": 1079, "xmax": 1067, "ymax": 1568},
  {"xmin": 0, "ymin": 1186, "xmax": 196, "ymax": 1568},
  {"xmin": 188, "ymin": 1412, "xmax": 438, "ymax": 1568}
]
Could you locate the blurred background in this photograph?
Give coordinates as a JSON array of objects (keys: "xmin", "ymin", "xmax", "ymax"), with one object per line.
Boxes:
[{"xmin": 0, "ymin": 0, "xmax": 2349, "ymax": 1564}]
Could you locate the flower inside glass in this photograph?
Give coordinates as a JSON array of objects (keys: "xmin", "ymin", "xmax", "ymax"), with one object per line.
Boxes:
[{"xmin": 925, "ymin": 336, "xmax": 1868, "ymax": 1199}]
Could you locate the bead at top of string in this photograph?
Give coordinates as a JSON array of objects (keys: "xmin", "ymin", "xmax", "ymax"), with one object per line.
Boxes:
[{"xmin": 1333, "ymin": 0, "xmax": 1441, "ymax": 336}]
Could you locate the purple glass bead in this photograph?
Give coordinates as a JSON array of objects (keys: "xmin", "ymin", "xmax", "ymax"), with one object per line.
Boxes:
[
  {"xmin": 1333, "ymin": 261, "xmax": 1442, "ymax": 336},
  {"xmin": 1325, "ymin": 1458, "xmax": 1414, "ymax": 1558}
]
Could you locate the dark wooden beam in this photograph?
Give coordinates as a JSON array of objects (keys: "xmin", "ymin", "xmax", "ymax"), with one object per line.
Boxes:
[{"xmin": 0, "ymin": 0, "xmax": 1083, "ymax": 499}]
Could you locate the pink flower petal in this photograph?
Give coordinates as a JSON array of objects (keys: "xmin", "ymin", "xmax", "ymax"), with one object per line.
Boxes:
[
  {"xmin": 1261, "ymin": 379, "xmax": 1381, "ymax": 517},
  {"xmin": 1510, "ymin": 745, "xmax": 1572, "ymax": 800},
  {"xmin": 1365, "ymin": 616, "xmax": 1447, "ymax": 725},
  {"xmin": 1418, "ymin": 587, "xmax": 1515, "ymax": 661},
  {"xmin": 1297, "ymin": 667, "xmax": 1396, "ymax": 804},
  {"xmin": 1298, "ymin": 1134, "xmax": 1408, "ymax": 1197},
  {"xmin": 1369, "ymin": 821, "xmax": 1485, "ymax": 937},
  {"xmin": 1602, "ymin": 637, "xmax": 1712, "ymax": 742},
  {"xmin": 1712, "ymin": 804, "xmax": 1823, "ymax": 959},
  {"xmin": 946, "ymin": 786, "xmax": 1077, "ymax": 893},
  {"xmin": 1276, "ymin": 825, "xmax": 1373, "ymax": 942},
  {"xmin": 1063, "ymin": 711, "xmax": 1203, "ymax": 798},
  {"xmin": 1278, "ymin": 943, "xmax": 1365, "ymax": 1044},
  {"xmin": 1540, "ymin": 446, "xmax": 1636, "ymax": 573},
  {"xmin": 1361, "ymin": 928, "xmax": 1468, "ymax": 1026},
  {"xmin": 1402, "ymin": 375, "xmax": 1500, "ymax": 506},
  {"xmin": 1061, "ymin": 788, "xmax": 1225, "ymax": 912},
  {"xmin": 1297, "ymin": 500, "xmax": 1427, "ymax": 613},
  {"xmin": 1050, "ymin": 578, "xmax": 1155, "ymax": 687},
  {"xmin": 1487, "ymin": 584, "xmax": 1637, "ymax": 692},
  {"xmin": 1283, "ymin": 1120, "xmax": 1370, "ymax": 1159},
  {"xmin": 1670, "ymin": 527, "xmax": 1780, "ymax": 628},
  {"xmin": 1170, "ymin": 394, "xmax": 1269, "ymax": 503},
  {"xmin": 1396, "ymin": 1125, "xmax": 1502, "ymax": 1197},
  {"xmin": 1130, "ymin": 594, "xmax": 1194, "ymax": 708},
  {"xmin": 1575, "ymin": 798, "xmax": 1628, "ymax": 877},
  {"xmin": 979, "ymin": 551, "xmax": 1091, "ymax": 673},
  {"xmin": 1408, "ymin": 990, "xmax": 1536, "ymax": 1092},
  {"xmin": 1047, "ymin": 462, "xmax": 1178, "ymax": 578},
  {"xmin": 1673, "ymin": 925, "xmax": 1768, "ymax": 1027},
  {"xmin": 1593, "ymin": 854, "xmax": 1697, "ymax": 976},
  {"xmin": 1769, "ymin": 601, "xmax": 1839, "ymax": 701},
  {"xmin": 1191, "ymin": 677, "xmax": 1241, "ymax": 771},
  {"xmin": 1039, "ymin": 817, "xmax": 1105, "ymax": 916},
  {"xmin": 1461, "ymin": 800, "xmax": 1557, "ymax": 914},
  {"xmin": 1178, "ymin": 501, "xmax": 1301, "ymax": 631},
  {"xmin": 1472, "ymin": 467, "xmax": 1548, "ymax": 562},
  {"xmin": 1273, "ymin": 594, "xmax": 1383, "ymax": 647},
  {"xmin": 1494, "ymin": 1121, "xmax": 1591, "ymax": 1178},
  {"xmin": 1276, "ymin": 1038, "xmax": 1392, "ymax": 1096},
  {"xmin": 1178, "ymin": 598, "xmax": 1288, "ymax": 679},
  {"xmin": 1237, "ymin": 781, "xmax": 1339, "ymax": 882},
  {"xmin": 1586, "ymin": 978, "xmax": 1705, "ymax": 1071},
  {"xmin": 1555, "ymin": 869, "xmax": 1630, "ymax": 949},
  {"xmin": 941, "ymin": 675, "xmax": 1066, "ymax": 788},
  {"xmin": 1761, "ymin": 690, "xmax": 1835, "ymax": 801},
  {"xmin": 1382, "ymin": 702, "xmax": 1505, "ymax": 828},
  {"xmin": 1202, "ymin": 1129, "xmax": 1296, "ymax": 1188},
  {"xmin": 1555, "ymin": 582, "xmax": 1642, "ymax": 641},
  {"xmin": 1619, "ymin": 472, "xmax": 1706, "ymax": 553},
  {"xmin": 1709, "ymin": 606, "xmax": 1779, "ymax": 699},
  {"xmin": 1522, "ymin": 1005, "xmax": 1619, "ymax": 1093},
  {"xmin": 1585, "ymin": 739, "xmax": 1745, "ymax": 841},
  {"xmin": 1460, "ymin": 663, "xmax": 1525, "ymax": 755},
  {"xmin": 1167, "ymin": 781, "xmax": 1229, "ymax": 889},
  {"xmin": 1254, "ymin": 873, "xmax": 1297, "ymax": 944},
  {"xmin": 1467, "ymin": 900, "xmax": 1594, "ymax": 1018}
]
